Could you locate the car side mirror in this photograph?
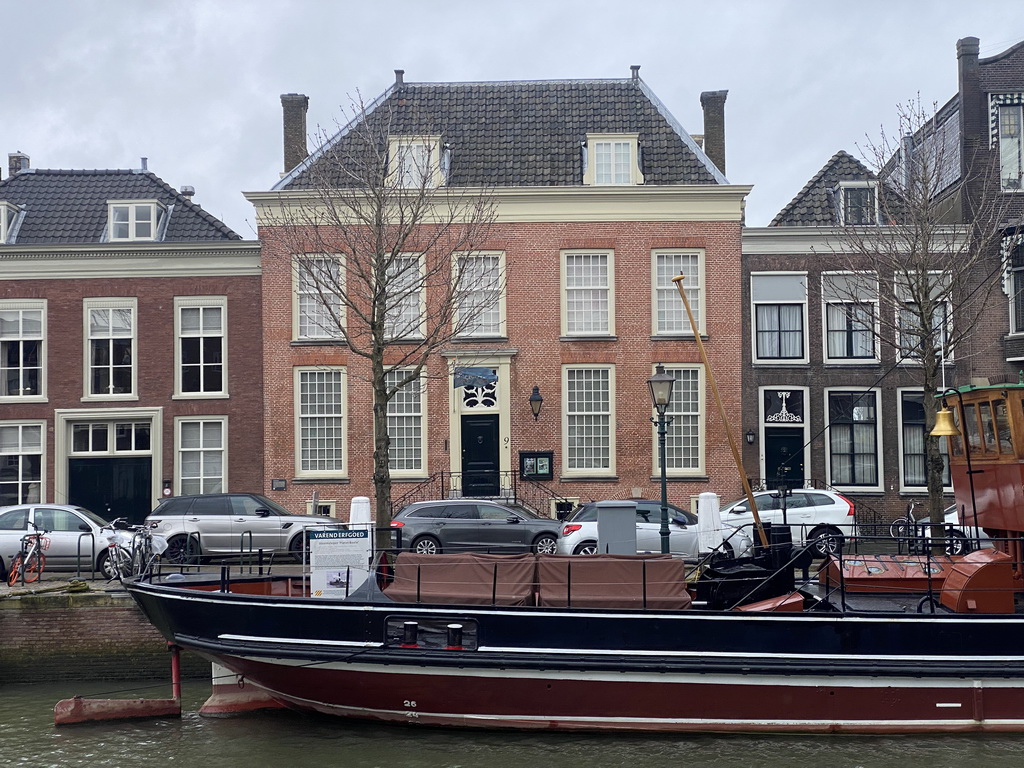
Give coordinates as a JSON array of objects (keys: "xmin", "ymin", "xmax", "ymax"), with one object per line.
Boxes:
[
  {"xmin": 255, "ymin": 509, "xmax": 271, "ymax": 517},
  {"xmin": 732, "ymin": 506, "xmax": 747, "ymax": 514},
  {"xmin": 79, "ymin": 523, "xmax": 91, "ymax": 532},
  {"xmin": 506, "ymin": 515, "xmax": 520, "ymax": 524}
]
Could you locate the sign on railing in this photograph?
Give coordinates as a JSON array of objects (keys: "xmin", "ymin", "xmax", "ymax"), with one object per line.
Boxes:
[{"xmin": 308, "ymin": 529, "xmax": 371, "ymax": 598}]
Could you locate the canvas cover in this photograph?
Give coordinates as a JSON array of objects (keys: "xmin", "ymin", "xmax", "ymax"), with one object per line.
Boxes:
[
  {"xmin": 536, "ymin": 554, "xmax": 691, "ymax": 610},
  {"xmin": 385, "ymin": 552, "xmax": 537, "ymax": 606}
]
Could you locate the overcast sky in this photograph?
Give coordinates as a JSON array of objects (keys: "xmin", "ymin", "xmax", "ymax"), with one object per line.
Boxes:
[{"xmin": 3, "ymin": 1, "xmax": 1023, "ymax": 238}]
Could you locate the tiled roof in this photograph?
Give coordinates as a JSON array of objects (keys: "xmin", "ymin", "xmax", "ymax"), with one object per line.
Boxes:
[
  {"xmin": 0, "ymin": 169, "xmax": 241, "ymax": 244},
  {"xmin": 770, "ymin": 151, "xmax": 876, "ymax": 227},
  {"xmin": 279, "ymin": 78, "xmax": 724, "ymax": 190}
]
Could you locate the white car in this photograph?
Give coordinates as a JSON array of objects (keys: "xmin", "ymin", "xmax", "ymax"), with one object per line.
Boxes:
[
  {"xmin": 0, "ymin": 503, "xmax": 121, "ymax": 580},
  {"xmin": 890, "ymin": 503, "xmax": 990, "ymax": 556},
  {"xmin": 557, "ymin": 500, "xmax": 752, "ymax": 559},
  {"xmin": 720, "ymin": 489, "xmax": 856, "ymax": 557}
]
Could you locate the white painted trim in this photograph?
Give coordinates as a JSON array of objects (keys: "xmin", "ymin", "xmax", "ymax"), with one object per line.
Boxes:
[
  {"xmin": 293, "ymin": 366, "xmax": 348, "ymax": 479},
  {"xmin": 173, "ymin": 296, "xmax": 228, "ymax": 398},
  {"xmin": 0, "ymin": 420, "xmax": 46, "ymax": 503},
  {"xmin": 81, "ymin": 297, "xmax": 138, "ymax": 402},
  {"xmin": 562, "ymin": 364, "xmax": 616, "ymax": 478},
  {"xmin": 823, "ymin": 387, "xmax": 884, "ymax": 492},
  {"xmin": 0, "ymin": 298, "xmax": 47, "ymax": 402},
  {"xmin": 174, "ymin": 415, "xmax": 228, "ymax": 495}
]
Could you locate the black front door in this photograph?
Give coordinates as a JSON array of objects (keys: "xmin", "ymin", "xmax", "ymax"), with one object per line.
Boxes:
[
  {"xmin": 68, "ymin": 457, "xmax": 152, "ymax": 524},
  {"xmin": 461, "ymin": 414, "xmax": 500, "ymax": 497},
  {"xmin": 764, "ymin": 427, "xmax": 805, "ymax": 490}
]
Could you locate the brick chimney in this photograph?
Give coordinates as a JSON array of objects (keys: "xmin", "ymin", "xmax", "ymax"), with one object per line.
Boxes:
[
  {"xmin": 699, "ymin": 90, "xmax": 728, "ymax": 176},
  {"xmin": 8, "ymin": 151, "xmax": 29, "ymax": 178},
  {"xmin": 957, "ymin": 37, "xmax": 982, "ymax": 179},
  {"xmin": 281, "ymin": 93, "xmax": 310, "ymax": 174}
]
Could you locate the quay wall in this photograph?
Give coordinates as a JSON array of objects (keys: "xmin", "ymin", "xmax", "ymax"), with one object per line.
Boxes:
[{"xmin": 0, "ymin": 590, "xmax": 208, "ymax": 684}]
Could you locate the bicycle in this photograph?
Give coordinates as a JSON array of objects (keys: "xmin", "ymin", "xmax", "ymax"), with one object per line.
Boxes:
[
  {"xmin": 7, "ymin": 520, "xmax": 51, "ymax": 587},
  {"xmin": 102, "ymin": 519, "xmax": 166, "ymax": 580},
  {"xmin": 889, "ymin": 501, "xmax": 970, "ymax": 556}
]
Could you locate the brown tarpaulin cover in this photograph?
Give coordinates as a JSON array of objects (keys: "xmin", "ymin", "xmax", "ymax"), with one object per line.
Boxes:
[
  {"xmin": 385, "ymin": 552, "xmax": 537, "ymax": 606},
  {"xmin": 536, "ymin": 554, "xmax": 691, "ymax": 610}
]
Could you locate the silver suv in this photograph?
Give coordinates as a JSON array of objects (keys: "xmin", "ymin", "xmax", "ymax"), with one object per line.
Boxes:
[{"xmin": 145, "ymin": 493, "xmax": 334, "ymax": 562}]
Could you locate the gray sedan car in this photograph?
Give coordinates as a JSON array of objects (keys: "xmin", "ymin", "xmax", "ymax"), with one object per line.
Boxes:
[
  {"xmin": 0, "ymin": 503, "xmax": 118, "ymax": 579},
  {"xmin": 390, "ymin": 500, "xmax": 562, "ymax": 554}
]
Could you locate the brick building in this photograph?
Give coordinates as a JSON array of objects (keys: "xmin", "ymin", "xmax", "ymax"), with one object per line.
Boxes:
[
  {"xmin": 247, "ymin": 69, "xmax": 751, "ymax": 521},
  {"xmin": 0, "ymin": 156, "xmax": 262, "ymax": 523}
]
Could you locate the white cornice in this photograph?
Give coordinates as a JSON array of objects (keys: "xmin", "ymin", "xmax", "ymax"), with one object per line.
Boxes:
[
  {"xmin": 244, "ymin": 185, "xmax": 752, "ymax": 225},
  {"xmin": 742, "ymin": 226, "xmax": 971, "ymax": 255},
  {"xmin": 0, "ymin": 241, "xmax": 261, "ymax": 280}
]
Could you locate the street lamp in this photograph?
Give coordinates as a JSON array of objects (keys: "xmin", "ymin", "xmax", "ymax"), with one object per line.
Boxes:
[
  {"xmin": 528, "ymin": 385, "xmax": 543, "ymax": 421},
  {"xmin": 932, "ymin": 388, "xmax": 981, "ymax": 545},
  {"xmin": 647, "ymin": 364, "xmax": 676, "ymax": 554}
]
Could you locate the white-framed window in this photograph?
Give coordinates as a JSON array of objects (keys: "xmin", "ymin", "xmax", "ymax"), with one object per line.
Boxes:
[
  {"xmin": 896, "ymin": 300, "xmax": 949, "ymax": 363},
  {"xmin": 176, "ymin": 417, "xmax": 226, "ymax": 495},
  {"xmin": 294, "ymin": 255, "xmax": 344, "ymax": 340},
  {"xmin": 1009, "ymin": 239, "xmax": 1024, "ymax": 335},
  {"xmin": 822, "ymin": 272, "xmax": 878, "ymax": 363},
  {"xmin": 107, "ymin": 201, "xmax": 164, "ymax": 241},
  {"xmin": 0, "ymin": 202, "xmax": 20, "ymax": 244},
  {"xmin": 455, "ymin": 252, "xmax": 504, "ymax": 337},
  {"xmin": 175, "ymin": 296, "xmax": 226, "ymax": 397},
  {"xmin": 652, "ymin": 250, "xmax": 703, "ymax": 336},
  {"xmin": 83, "ymin": 298, "xmax": 136, "ymax": 399},
  {"xmin": 563, "ymin": 365, "xmax": 615, "ymax": 476},
  {"xmin": 0, "ymin": 422, "xmax": 44, "ymax": 505},
  {"xmin": 295, "ymin": 367, "xmax": 347, "ymax": 477},
  {"xmin": 898, "ymin": 390, "xmax": 950, "ymax": 491},
  {"xmin": 386, "ymin": 369, "xmax": 425, "ymax": 476},
  {"xmin": 0, "ymin": 300, "xmax": 45, "ymax": 400},
  {"xmin": 751, "ymin": 273, "xmax": 807, "ymax": 362},
  {"xmin": 837, "ymin": 181, "xmax": 879, "ymax": 225},
  {"xmin": 562, "ymin": 251, "xmax": 614, "ymax": 336},
  {"xmin": 583, "ymin": 133, "xmax": 643, "ymax": 185},
  {"xmin": 385, "ymin": 253, "xmax": 425, "ymax": 340},
  {"xmin": 826, "ymin": 389, "xmax": 882, "ymax": 490},
  {"xmin": 997, "ymin": 102, "xmax": 1023, "ymax": 192},
  {"xmin": 654, "ymin": 365, "xmax": 704, "ymax": 476},
  {"xmin": 389, "ymin": 136, "xmax": 444, "ymax": 188},
  {"xmin": 70, "ymin": 421, "xmax": 151, "ymax": 455}
]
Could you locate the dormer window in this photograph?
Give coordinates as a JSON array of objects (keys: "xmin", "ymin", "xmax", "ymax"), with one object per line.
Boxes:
[
  {"xmin": 583, "ymin": 133, "xmax": 644, "ymax": 186},
  {"xmin": 388, "ymin": 136, "xmax": 445, "ymax": 189},
  {"xmin": 837, "ymin": 182, "xmax": 879, "ymax": 226},
  {"xmin": 0, "ymin": 202, "xmax": 19, "ymax": 244},
  {"xmin": 108, "ymin": 201, "xmax": 165, "ymax": 241}
]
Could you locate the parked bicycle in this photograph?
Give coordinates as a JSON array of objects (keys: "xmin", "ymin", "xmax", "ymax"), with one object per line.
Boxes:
[
  {"xmin": 102, "ymin": 519, "xmax": 168, "ymax": 580},
  {"xmin": 7, "ymin": 520, "xmax": 51, "ymax": 587},
  {"xmin": 889, "ymin": 501, "xmax": 971, "ymax": 556}
]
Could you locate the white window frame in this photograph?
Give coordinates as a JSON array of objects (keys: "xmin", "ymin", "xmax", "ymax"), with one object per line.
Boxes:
[
  {"xmin": 454, "ymin": 251, "xmax": 505, "ymax": 338},
  {"xmin": 0, "ymin": 421, "xmax": 45, "ymax": 506},
  {"xmin": 750, "ymin": 272, "xmax": 808, "ymax": 364},
  {"xmin": 652, "ymin": 250, "xmax": 704, "ymax": 337},
  {"xmin": 562, "ymin": 365, "xmax": 616, "ymax": 477},
  {"xmin": 562, "ymin": 250, "xmax": 615, "ymax": 337},
  {"xmin": 293, "ymin": 254, "xmax": 345, "ymax": 341},
  {"xmin": 388, "ymin": 136, "xmax": 443, "ymax": 188},
  {"xmin": 0, "ymin": 202, "xmax": 19, "ymax": 244},
  {"xmin": 651, "ymin": 364, "xmax": 704, "ymax": 477},
  {"xmin": 107, "ymin": 200, "xmax": 164, "ymax": 242},
  {"xmin": 384, "ymin": 253, "xmax": 425, "ymax": 340},
  {"xmin": 897, "ymin": 388, "xmax": 951, "ymax": 493},
  {"xmin": 995, "ymin": 100, "xmax": 1023, "ymax": 192},
  {"xmin": 0, "ymin": 299, "xmax": 46, "ymax": 402},
  {"xmin": 822, "ymin": 272, "xmax": 879, "ymax": 364},
  {"xmin": 824, "ymin": 387, "xmax": 883, "ymax": 492},
  {"xmin": 385, "ymin": 368, "xmax": 426, "ymax": 478},
  {"xmin": 583, "ymin": 133, "xmax": 644, "ymax": 186},
  {"xmin": 837, "ymin": 181, "xmax": 880, "ymax": 225},
  {"xmin": 294, "ymin": 366, "xmax": 347, "ymax": 478},
  {"xmin": 1009, "ymin": 239, "xmax": 1024, "ymax": 336},
  {"xmin": 174, "ymin": 416, "xmax": 227, "ymax": 496},
  {"xmin": 174, "ymin": 296, "xmax": 227, "ymax": 398},
  {"xmin": 82, "ymin": 298, "xmax": 137, "ymax": 401}
]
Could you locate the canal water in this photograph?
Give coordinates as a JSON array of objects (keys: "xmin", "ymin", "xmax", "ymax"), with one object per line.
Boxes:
[{"xmin": 4, "ymin": 679, "xmax": 1024, "ymax": 767}]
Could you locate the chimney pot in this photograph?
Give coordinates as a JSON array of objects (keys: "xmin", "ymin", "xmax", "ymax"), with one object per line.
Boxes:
[
  {"xmin": 8, "ymin": 151, "xmax": 29, "ymax": 178},
  {"xmin": 699, "ymin": 90, "xmax": 729, "ymax": 176},
  {"xmin": 180, "ymin": 185, "xmax": 195, "ymax": 199},
  {"xmin": 141, "ymin": 157, "xmax": 148, "ymax": 171},
  {"xmin": 630, "ymin": 65, "xmax": 641, "ymax": 82},
  {"xmin": 395, "ymin": 69, "xmax": 405, "ymax": 85},
  {"xmin": 281, "ymin": 93, "xmax": 310, "ymax": 174}
]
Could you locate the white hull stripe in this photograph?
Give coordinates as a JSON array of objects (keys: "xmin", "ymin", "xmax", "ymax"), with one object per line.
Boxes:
[{"xmin": 219, "ymin": 633, "xmax": 381, "ymax": 649}]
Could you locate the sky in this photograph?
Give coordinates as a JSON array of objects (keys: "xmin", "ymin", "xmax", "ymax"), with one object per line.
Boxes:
[{"xmin": 3, "ymin": 1, "xmax": 1023, "ymax": 239}]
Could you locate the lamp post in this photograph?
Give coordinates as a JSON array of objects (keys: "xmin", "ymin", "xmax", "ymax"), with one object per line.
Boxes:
[
  {"xmin": 932, "ymin": 388, "xmax": 981, "ymax": 545},
  {"xmin": 647, "ymin": 364, "xmax": 675, "ymax": 554}
]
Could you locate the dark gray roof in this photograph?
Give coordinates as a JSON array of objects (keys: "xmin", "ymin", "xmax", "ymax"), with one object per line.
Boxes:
[
  {"xmin": 0, "ymin": 169, "xmax": 241, "ymax": 244},
  {"xmin": 770, "ymin": 151, "xmax": 876, "ymax": 227},
  {"xmin": 279, "ymin": 78, "xmax": 723, "ymax": 190}
]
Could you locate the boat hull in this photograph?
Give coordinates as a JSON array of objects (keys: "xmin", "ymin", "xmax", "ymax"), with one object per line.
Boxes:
[{"xmin": 125, "ymin": 577, "xmax": 1024, "ymax": 733}]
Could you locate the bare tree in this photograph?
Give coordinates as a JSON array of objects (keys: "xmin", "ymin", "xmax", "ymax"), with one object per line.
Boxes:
[
  {"xmin": 823, "ymin": 97, "xmax": 1020, "ymax": 534},
  {"xmin": 264, "ymin": 98, "xmax": 499, "ymax": 545}
]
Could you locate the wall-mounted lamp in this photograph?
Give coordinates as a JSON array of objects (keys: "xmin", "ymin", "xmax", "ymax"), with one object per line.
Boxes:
[
  {"xmin": 745, "ymin": 430, "xmax": 756, "ymax": 445},
  {"xmin": 529, "ymin": 385, "xmax": 544, "ymax": 420}
]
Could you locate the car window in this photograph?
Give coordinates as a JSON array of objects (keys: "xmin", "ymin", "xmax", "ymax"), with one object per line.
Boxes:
[
  {"xmin": 479, "ymin": 506, "xmax": 512, "ymax": 520},
  {"xmin": 75, "ymin": 507, "xmax": 109, "ymax": 526},
  {"xmin": 230, "ymin": 496, "xmax": 274, "ymax": 516},
  {"xmin": 405, "ymin": 506, "xmax": 445, "ymax": 519},
  {"xmin": 805, "ymin": 493, "xmax": 834, "ymax": 507},
  {"xmin": 444, "ymin": 505, "xmax": 479, "ymax": 520},
  {"xmin": 780, "ymin": 493, "xmax": 807, "ymax": 509},
  {"xmin": 36, "ymin": 508, "xmax": 84, "ymax": 532},
  {"xmin": 571, "ymin": 506, "xmax": 598, "ymax": 522},
  {"xmin": 0, "ymin": 509, "xmax": 28, "ymax": 530},
  {"xmin": 155, "ymin": 498, "xmax": 193, "ymax": 516},
  {"xmin": 251, "ymin": 495, "xmax": 294, "ymax": 516},
  {"xmin": 191, "ymin": 497, "xmax": 230, "ymax": 515}
]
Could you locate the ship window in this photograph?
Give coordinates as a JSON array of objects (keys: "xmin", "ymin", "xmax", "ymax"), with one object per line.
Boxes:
[
  {"xmin": 964, "ymin": 404, "xmax": 981, "ymax": 453},
  {"xmin": 978, "ymin": 402, "xmax": 997, "ymax": 454},
  {"xmin": 994, "ymin": 399, "xmax": 1013, "ymax": 454}
]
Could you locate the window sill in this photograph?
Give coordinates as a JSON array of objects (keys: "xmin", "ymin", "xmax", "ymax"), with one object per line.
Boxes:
[
  {"xmin": 81, "ymin": 394, "xmax": 139, "ymax": 403},
  {"xmin": 651, "ymin": 334, "xmax": 707, "ymax": 341},
  {"xmin": 451, "ymin": 335, "xmax": 508, "ymax": 344},
  {"xmin": 0, "ymin": 395, "xmax": 47, "ymax": 403},
  {"xmin": 650, "ymin": 475, "xmax": 709, "ymax": 483},
  {"xmin": 292, "ymin": 477, "xmax": 350, "ymax": 484},
  {"xmin": 559, "ymin": 335, "xmax": 619, "ymax": 342},
  {"xmin": 291, "ymin": 339, "xmax": 347, "ymax": 347},
  {"xmin": 823, "ymin": 360, "xmax": 880, "ymax": 367},
  {"xmin": 171, "ymin": 393, "xmax": 229, "ymax": 400},
  {"xmin": 559, "ymin": 475, "xmax": 619, "ymax": 482},
  {"xmin": 752, "ymin": 360, "xmax": 809, "ymax": 366}
]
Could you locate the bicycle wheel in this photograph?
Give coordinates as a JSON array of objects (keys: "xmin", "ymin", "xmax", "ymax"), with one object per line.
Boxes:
[
  {"xmin": 6, "ymin": 554, "xmax": 23, "ymax": 587},
  {"xmin": 889, "ymin": 517, "xmax": 910, "ymax": 539},
  {"xmin": 23, "ymin": 550, "xmax": 45, "ymax": 583}
]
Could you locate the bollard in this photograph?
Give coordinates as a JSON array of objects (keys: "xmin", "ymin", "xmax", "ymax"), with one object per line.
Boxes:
[
  {"xmin": 401, "ymin": 621, "xmax": 419, "ymax": 648},
  {"xmin": 446, "ymin": 623, "xmax": 464, "ymax": 650}
]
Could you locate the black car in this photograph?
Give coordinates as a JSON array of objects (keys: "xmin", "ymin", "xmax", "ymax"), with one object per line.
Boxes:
[{"xmin": 390, "ymin": 500, "xmax": 561, "ymax": 555}]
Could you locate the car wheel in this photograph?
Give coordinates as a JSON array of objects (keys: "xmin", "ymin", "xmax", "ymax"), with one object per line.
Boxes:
[
  {"xmin": 573, "ymin": 541, "xmax": 599, "ymax": 556},
  {"xmin": 945, "ymin": 530, "xmax": 971, "ymax": 557},
  {"xmin": 165, "ymin": 534, "xmax": 197, "ymax": 565},
  {"xmin": 412, "ymin": 535, "xmax": 442, "ymax": 555},
  {"xmin": 809, "ymin": 526, "xmax": 844, "ymax": 558},
  {"xmin": 97, "ymin": 550, "xmax": 118, "ymax": 580},
  {"xmin": 533, "ymin": 534, "xmax": 558, "ymax": 555},
  {"xmin": 289, "ymin": 533, "xmax": 309, "ymax": 563}
]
